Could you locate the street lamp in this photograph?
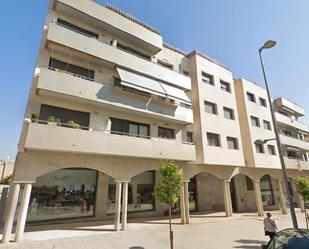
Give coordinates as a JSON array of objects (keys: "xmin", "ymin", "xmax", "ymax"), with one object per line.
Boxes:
[{"xmin": 258, "ymin": 40, "xmax": 298, "ymax": 229}]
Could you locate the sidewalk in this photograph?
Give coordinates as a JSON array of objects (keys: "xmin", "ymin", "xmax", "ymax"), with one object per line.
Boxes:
[{"xmin": 0, "ymin": 210, "xmax": 307, "ymax": 249}]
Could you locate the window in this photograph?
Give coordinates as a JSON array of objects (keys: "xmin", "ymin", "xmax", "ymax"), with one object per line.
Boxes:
[
  {"xmin": 245, "ymin": 176, "xmax": 254, "ymax": 191},
  {"xmin": 39, "ymin": 104, "xmax": 90, "ymax": 128},
  {"xmin": 223, "ymin": 107, "xmax": 235, "ymax": 120},
  {"xmin": 204, "ymin": 101, "xmax": 217, "ymax": 114},
  {"xmin": 250, "ymin": 116, "xmax": 260, "ymax": 127},
  {"xmin": 201, "ymin": 72, "xmax": 214, "ymax": 85},
  {"xmin": 49, "ymin": 58, "xmax": 95, "ymax": 81},
  {"xmin": 247, "ymin": 92, "xmax": 256, "ymax": 102},
  {"xmin": 263, "ymin": 120, "xmax": 272, "ymax": 130},
  {"xmin": 27, "ymin": 169, "xmax": 97, "ymax": 222},
  {"xmin": 117, "ymin": 43, "xmax": 151, "ymax": 60},
  {"xmin": 268, "ymin": 145, "xmax": 276, "ymax": 155},
  {"xmin": 111, "ymin": 118, "xmax": 150, "ymax": 138},
  {"xmin": 259, "ymin": 97, "xmax": 267, "ymax": 107},
  {"xmin": 287, "ymin": 151, "xmax": 297, "ymax": 159},
  {"xmin": 57, "ymin": 19, "xmax": 98, "ymax": 39},
  {"xmin": 183, "ymin": 70, "xmax": 190, "ymax": 76},
  {"xmin": 260, "ymin": 175, "xmax": 275, "ymax": 207},
  {"xmin": 187, "ymin": 132, "xmax": 193, "ymax": 143},
  {"xmin": 255, "ymin": 143, "xmax": 264, "ymax": 153},
  {"xmin": 158, "ymin": 127, "xmax": 175, "ymax": 139},
  {"xmin": 207, "ymin": 132, "xmax": 220, "ymax": 147},
  {"xmin": 108, "ymin": 171, "xmax": 155, "ymax": 214},
  {"xmin": 227, "ymin": 137, "xmax": 239, "ymax": 150},
  {"xmin": 283, "ymin": 130, "xmax": 292, "ymax": 137},
  {"xmin": 157, "ymin": 60, "xmax": 174, "ymax": 70},
  {"xmin": 220, "ymin": 80, "xmax": 231, "ymax": 93}
]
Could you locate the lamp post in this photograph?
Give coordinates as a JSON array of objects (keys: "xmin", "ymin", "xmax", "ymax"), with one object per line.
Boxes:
[{"xmin": 258, "ymin": 40, "xmax": 298, "ymax": 229}]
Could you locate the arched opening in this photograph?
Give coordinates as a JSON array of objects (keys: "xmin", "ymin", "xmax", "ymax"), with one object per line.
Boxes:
[
  {"xmin": 230, "ymin": 173, "xmax": 256, "ymax": 213},
  {"xmin": 260, "ymin": 174, "xmax": 279, "ymax": 211},
  {"xmin": 181, "ymin": 172, "xmax": 224, "ymax": 216},
  {"xmin": 107, "ymin": 170, "xmax": 156, "ymax": 214},
  {"xmin": 26, "ymin": 168, "xmax": 105, "ymax": 222}
]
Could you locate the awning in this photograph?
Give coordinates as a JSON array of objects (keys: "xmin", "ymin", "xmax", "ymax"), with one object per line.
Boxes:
[
  {"xmin": 161, "ymin": 82, "xmax": 191, "ymax": 104},
  {"xmin": 116, "ymin": 67, "xmax": 166, "ymax": 98},
  {"xmin": 116, "ymin": 67, "xmax": 191, "ymax": 104},
  {"xmin": 286, "ymin": 146, "xmax": 300, "ymax": 152}
]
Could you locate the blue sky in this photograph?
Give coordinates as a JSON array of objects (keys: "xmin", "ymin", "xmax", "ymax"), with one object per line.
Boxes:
[{"xmin": 0, "ymin": 0, "xmax": 308, "ymax": 160}]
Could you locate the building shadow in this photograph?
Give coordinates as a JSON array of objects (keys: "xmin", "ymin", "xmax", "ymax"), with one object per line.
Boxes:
[{"xmin": 129, "ymin": 247, "xmax": 145, "ymax": 249}]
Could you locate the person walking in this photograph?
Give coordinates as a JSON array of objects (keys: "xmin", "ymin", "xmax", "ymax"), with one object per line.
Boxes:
[{"xmin": 264, "ymin": 212, "xmax": 278, "ymax": 239}]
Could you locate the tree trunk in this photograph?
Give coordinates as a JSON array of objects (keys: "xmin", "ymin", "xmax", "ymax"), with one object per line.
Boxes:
[
  {"xmin": 169, "ymin": 204, "xmax": 173, "ymax": 249},
  {"xmin": 305, "ymin": 202, "xmax": 308, "ymax": 229}
]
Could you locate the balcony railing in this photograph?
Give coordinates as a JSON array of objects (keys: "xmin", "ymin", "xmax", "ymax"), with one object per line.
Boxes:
[
  {"xmin": 23, "ymin": 119, "xmax": 196, "ymax": 161},
  {"xmin": 29, "ymin": 119, "xmax": 194, "ymax": 145},
  {"xmin": 48, "ymin": 23, "xmax": 191, "ymax": 90}
]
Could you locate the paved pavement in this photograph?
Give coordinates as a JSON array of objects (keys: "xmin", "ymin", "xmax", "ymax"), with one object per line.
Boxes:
[{"xmin": 0, "ymin": 210, "xmax": 307, "ymax": 249}]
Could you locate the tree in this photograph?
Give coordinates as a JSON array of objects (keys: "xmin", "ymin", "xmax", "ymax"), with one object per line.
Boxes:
[
  {"xmin": 154, "ymin": 160, "xmax": 184, "ymax": 249},
  {"xmin": 296, "ymin": 176, "xmax": 309, "ymax": 229}
]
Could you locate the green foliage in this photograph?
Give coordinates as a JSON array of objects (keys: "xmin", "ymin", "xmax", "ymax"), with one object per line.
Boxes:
[
  {"xmin": 31, "ymin": 113, "xmax": 39, "ymax": 121},
  {"xmin": 0, "ymin": 175, "xmax": 12, "ymax": 185},
  {"xmin": 296, "ymin": 177, "xmax": 309, "ymax": 202},
  {"xmin": 67, "ymin": 120, "xmax": 80, "ymax": 129},
  {"xmin": 155, "ymin": 160, "xmax": 184, "ymax": 205},
  {"xmin": 47, "ymin": 115, "xmax": 56, "ymax": 122}
]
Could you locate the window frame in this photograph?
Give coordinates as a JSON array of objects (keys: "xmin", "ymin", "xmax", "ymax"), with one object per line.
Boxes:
[
  {"xmin": 263, "ymin": 120, "xmax": 272, "ymax": 130},
  {"xmin": 250, "ymin": 116, "xmax": 260, "ymax": 127},
  {"xmin": 204, "ymin": 101, "xmax": 218, "ymax": 115},
  {"xmin": 207, "ymin": 132, "xmax": 221, "ymax": 147},
  {"xmin": 220, "ymin": 80, "xmax": 231, "ymax": 93},
  {"xmin": 158, "ymin": 126, "xmax": 175, "ymax": 139},
  {"xmin": 246, "ymin": 92, "xmax": 256, "ymax": 103},
  {"xmin": 259, "ymin": 97, "xmax": 267, "ymax": 107},
  {"xmin": 226, "ymin": 136, "xmax": 239, "ymax": 150},
  {"xmin": 255, "ymin": 143, "xmax": 265, "ymax": 153},
  {"xmin": 223, "ymin": 107, "xmax": 235, "ymax": 120},
  {"xmin": 201, "ymin": 72, "xmax": 214, "ymax": 86},
  {"xmin": 267, "ymin": 144, "xmax": 276, "ymax": 155}
]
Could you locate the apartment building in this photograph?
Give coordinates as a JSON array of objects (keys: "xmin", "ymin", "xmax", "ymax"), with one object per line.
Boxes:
[{"xmin": 2, "ymin": 0, "xmax": 309, "ymax": 243}]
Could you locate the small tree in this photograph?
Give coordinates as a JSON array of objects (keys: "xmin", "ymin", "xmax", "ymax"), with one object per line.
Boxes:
[
  {"xmin": 155, "ymin": 160, "xmax": 184, "ymax": 249},
  {"xmin": 296, "ymin": 176, "xmax": 309, "ymax": 229}
]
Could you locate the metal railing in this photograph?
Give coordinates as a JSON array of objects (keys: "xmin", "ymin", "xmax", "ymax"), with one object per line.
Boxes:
[
  {"xmin": 52, "ymin": 23, "xmax": 190, "ymax": 77},
  {"xmin": 27, "ymin": 119, "xmax": 194, "ymax": 145}
]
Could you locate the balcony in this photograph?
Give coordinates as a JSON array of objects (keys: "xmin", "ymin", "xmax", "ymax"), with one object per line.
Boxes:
[
  {"xmin": 275, "ymin": 112, "xmax": 309, "ymax": 132},
  {"xmin": 23, "ymin": 122, "xmax": 196, "ymax": 161},
  {"xmin": 54, "ymin": 0, "xmax": 163, "ymax": 54},
  {"xmin": 280, "ymin": 134, "xmax": 309, "ymax": 151},
  {"xmin": 273, "ymin": 97, "xmax": 305, "ymax": 117},
  {"xmin": 284, "ymin": 157, "xmax": 309, "ymax": 171},
  {"xmin": 36, "ymin": 68, "xmax": 193, "ymax": 124},
  {"xmin": 46, "ymin": 23, "xmax": 191, "ymax": 90}
]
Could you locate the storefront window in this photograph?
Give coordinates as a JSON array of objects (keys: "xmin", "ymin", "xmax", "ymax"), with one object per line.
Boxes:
[
  {"xmin": 260, "ymin": 175, "xmax": 275, "ymax": 207},
  {"xmin": 107, "ymin": 171, "xmax": 155, "ymax": 214},
  {"xmin": 27, "ymin": 169, "xmax": 97, "ymax": 222}
]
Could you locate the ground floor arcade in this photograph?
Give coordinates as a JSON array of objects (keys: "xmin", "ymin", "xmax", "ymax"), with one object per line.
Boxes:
[{"xmin": 1, "ymin": 151, "xmax": 308, "ymax": 243}]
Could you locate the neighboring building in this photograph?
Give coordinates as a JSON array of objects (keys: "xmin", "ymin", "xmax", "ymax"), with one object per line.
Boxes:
[
  {"xmin": 0, "ymin": 161, "xmax": 14, "ymax": 182},
  {"xmin": 1, "ymin": 0, "xmax": 309, "ymax": 243}
]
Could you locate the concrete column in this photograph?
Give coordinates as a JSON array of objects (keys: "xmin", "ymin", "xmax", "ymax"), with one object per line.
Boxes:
[
  {"xmin": 114, "ymin": 181, "xmax": 122, "ymax": 231},
  {"xmin": 179, "ymin": 184, "xmax": 185, "ymax": 224},
  {"xmin": 14, "ymin": 184, "xmax": 32, "ymax": 242},
  {"xmin": 278, "ymin": 180, "xmax": 288, "ymax": 215},
  {"xmin": 184, "ymin": 181, "xmax": 190, "ymax": 224},
  {"xmin": 223, "ymin": 180, "xmax": 233, "ymax": 217},
  {"xmin": 1, "ymin": 183, "xmax": 21, "ymax": 243},
  {"xmin": 253, "ymin": 180, "xmax": 264, "ymax": 216},
  {"xmin": 121, "ymin": 182, "xmax": 128, "ymax": 230},
  {"xmin": 94, "ymin": 173, "xmax": 109, "ymax": 219}
]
